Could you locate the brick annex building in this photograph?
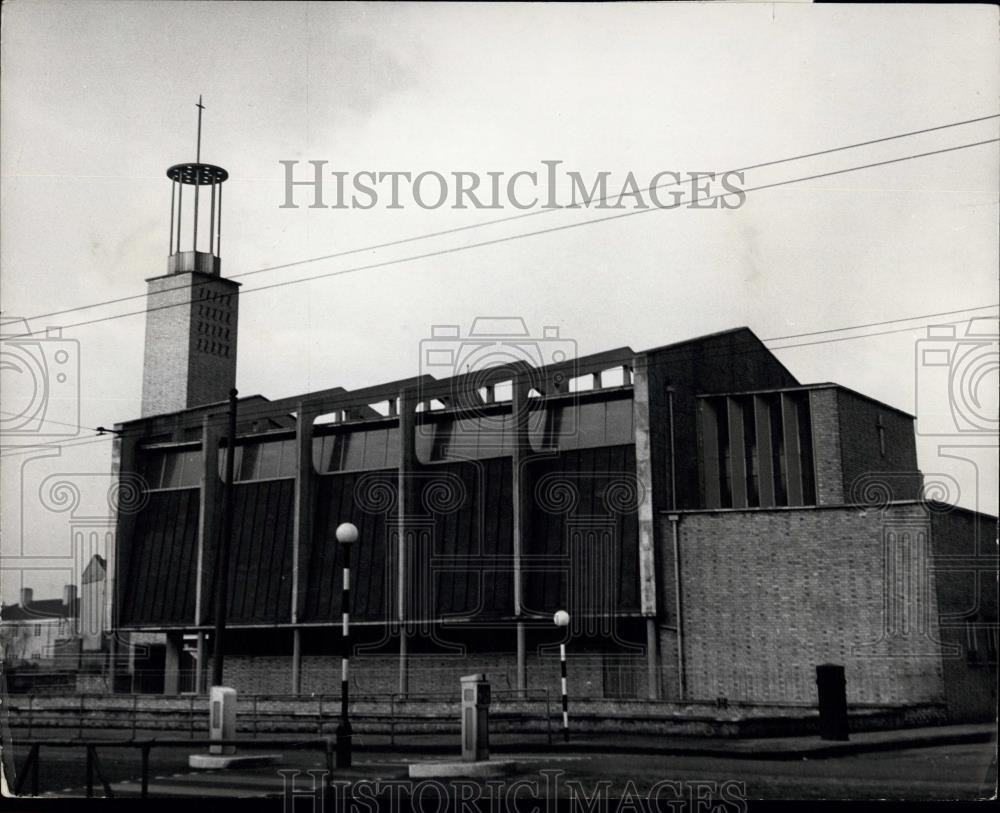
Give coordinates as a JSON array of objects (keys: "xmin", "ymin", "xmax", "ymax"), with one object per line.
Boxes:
[{"xmin": 108, "ymin": 148, "xmax": 997, "ymax": 723}]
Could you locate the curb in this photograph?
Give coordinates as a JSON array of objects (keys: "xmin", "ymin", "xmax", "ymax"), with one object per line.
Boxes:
[{"xmin": 350, "ymin": 729, "xmax": 995, "ymax": 761}]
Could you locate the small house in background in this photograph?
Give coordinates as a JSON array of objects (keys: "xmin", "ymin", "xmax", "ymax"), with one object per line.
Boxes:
[{"xmin": 0, "ymin": 585, "xmax": 79, "ymax": 664}]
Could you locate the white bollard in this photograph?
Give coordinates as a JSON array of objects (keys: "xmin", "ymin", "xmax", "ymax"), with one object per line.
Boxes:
[{"xmin": 209, "ymin": 686, "xmax": 237, "ymax": 755}]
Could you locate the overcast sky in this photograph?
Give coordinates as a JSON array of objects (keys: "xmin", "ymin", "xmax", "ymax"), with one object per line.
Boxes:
[{"xmin": 2, "ymin": 1, "xmax": 997, "ymax": 600}]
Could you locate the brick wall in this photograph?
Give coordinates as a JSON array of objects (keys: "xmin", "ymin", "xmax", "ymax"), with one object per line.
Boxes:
[
  {"xmin": 808, "ymin": 388, "xmax": 844, "ymax": 505},
  {"xmin": 929, "ymin": 506, "xmax": 998, "ymax": 722},
  {"xmin": 142, "ymin": 275, "xmax": 194, "ymax": 416},
  {"xmin": 837, "ymin": 390, "xmax": 921, "ymax": 503},
  {"xmin": 665, "ymin": 504, "xmax": 948, "ymax": 707},
  {"xmin": 141, "ymin": 272, "xmax": 238, "ymax": 417},
  {"xmin": 186, "ymin": 277, "xmax": 239, "ymax": 409},
  {"xmin": 203, "ymin": 652, "xmax": 642, "ymax": 699}
]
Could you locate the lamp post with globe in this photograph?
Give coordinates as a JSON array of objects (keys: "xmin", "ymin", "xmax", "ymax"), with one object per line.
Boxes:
[
  {"xmin": 554, "ymin": 609, "xmax": 570, "ymax": 742},
  {"xmin": 335, "ymin": 522, "xmax": 359, "ymax": 768}
]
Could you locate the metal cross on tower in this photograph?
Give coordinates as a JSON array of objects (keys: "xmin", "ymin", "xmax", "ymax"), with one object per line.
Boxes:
[{"xmin": 196, "ymin": 95, "xmax": 205, "ymax": 163}]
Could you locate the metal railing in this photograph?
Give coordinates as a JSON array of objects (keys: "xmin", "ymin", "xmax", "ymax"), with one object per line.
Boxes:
[{"xmin": 13, "ymin": 737, "xmax": 336, "ymax": 799}]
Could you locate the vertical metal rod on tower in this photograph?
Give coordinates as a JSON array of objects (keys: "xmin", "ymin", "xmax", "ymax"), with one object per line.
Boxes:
[
  {"xmin": 211, "ymin": 388, "xmax": 238, "ymax": 686},
  {"xmin": 209, "ymin": 181, "xmax": 216, "ymax": 256},
  {"xmin": 169, "ymin": 181, "xmax": 176, "ymax": 256},
  {"xmin": 193, "ymin": 182, "xmax": 200, "ymax": 253},
  {"xmin": 217, "ymin": 182, "xmax": 223, "ymax": 257},
  {"xmin": 176, "ymin": 183, "xmax": 183, "ymax": 254},
  {"xmin": 193, "ymin": 97, "xmax": 204, "ymax": 253}
]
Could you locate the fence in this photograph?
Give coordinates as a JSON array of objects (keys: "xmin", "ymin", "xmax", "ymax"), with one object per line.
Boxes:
[
  {"xmin": 5, "ymin": 689, "xmax": 556, "ymax": 744},
  {"xmin": 13, "ymin": 738, "xmax": 335, "ymax": 799}
]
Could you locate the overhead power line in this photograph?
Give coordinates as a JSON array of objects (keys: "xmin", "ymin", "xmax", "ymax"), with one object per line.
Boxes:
[
  {"xmin": 764, "ymin": 303, "xmax": 1000, "ymax": 342},
  {"xmin": 20, "ymin": 113, "xmax": 1000, "ymax": 327},
  {"xmin": 3, "ymin": 306, "xmax": 996, "ymax": 443},
  {"xmin": 15, "ymin": 136, "xmax": 999, "ymax": 338},
  {"xmin": 0, "ymin": 434, "xmax": 115, "ymax": 456}
]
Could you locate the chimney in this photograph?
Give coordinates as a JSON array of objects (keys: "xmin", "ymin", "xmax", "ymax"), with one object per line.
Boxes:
[
  {"xmin": 21, "ymin": 587, "xmax": 33, "ymax": 607},
  {"xmin": 63, "ymin": 584, "xmax": 78, "ymax": 616}
]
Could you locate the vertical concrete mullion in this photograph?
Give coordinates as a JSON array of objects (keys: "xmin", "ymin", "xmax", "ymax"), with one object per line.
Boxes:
[
  {"xmin": 291, "ymin": 403, "xmax": 318, "ymax": 695},
  {"xmin": 727, "ymin": 398, "xmax": 748, "ymax": 509},
  {"xmin": 397, "ymin": 387, "xmax": 419, "ymax": 697},
  {"xmin": 632, "ymin": 357, "xmax": 660, "ymax": 699},
  {"xmin": 111, "ymin": 428, "xmax": 141, "ymax": 692},
  {"xmin": 512, "ymin": 372, "xmax": 531, "ymax": 693},
  {"xmin": 701, "ymin": 400, "xmax": 721, "ymax": 509},
  {"xmin": 195, "ymin": 416, "xmax": 222, "ymax": 696},
  {"xmin": 754, "ymin": 396, "xmax": 775, "ymax": 508},
  {"xmin": 782, "ymin": 393, "xmax": 804, "ymax": 506},
  {"xmin": 197, "ymin": 417, "xmax": 223, "ymax": 627},
  {"xmin": 164, "ymin": 632, "xmax": 181, "ymax": 695}
]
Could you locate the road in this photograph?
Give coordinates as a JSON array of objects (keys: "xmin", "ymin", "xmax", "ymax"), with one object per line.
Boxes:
[{"xmin": 9, "ymin": 741, "xmax": 996, "ymax": 801}]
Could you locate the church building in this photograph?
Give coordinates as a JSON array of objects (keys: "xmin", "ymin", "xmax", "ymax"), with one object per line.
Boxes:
[{"xmin": 107, "ymin": 126, "xmax": 997, "ymax": 724}]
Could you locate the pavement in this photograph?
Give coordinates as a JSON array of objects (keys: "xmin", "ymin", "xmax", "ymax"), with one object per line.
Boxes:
[
  {"xmin": 16, "ymin": 722, "xmax": 996, "ymax": 799},
  {"xmin": 348, "ymin": 721, "xmax": 997, "ymax": 760}
]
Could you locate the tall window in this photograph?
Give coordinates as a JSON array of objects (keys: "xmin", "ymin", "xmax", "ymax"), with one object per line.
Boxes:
[{"xmin": 742, "ymin": 396, "xmax": 759, "ymax": 507}]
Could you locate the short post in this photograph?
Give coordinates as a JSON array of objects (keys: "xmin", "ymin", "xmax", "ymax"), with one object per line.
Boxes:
[
  {"xmin": 209, "ymin": 686, "xmax": 237, "ymax": 755},
  {"xmin": 140, "ymin": 743, "xmax": 151, "ymax": 798},
  {"xmin": 86, "ymin": 745, "xmax": 94, "ymax": 798},
  {"xmin": 325, "ymin": 736, "xmax": 335, "ymax": 779},
  {"xmin": 815, "ymin": 663, "xmax": 849, "ymax": 741},
  {"xmin": 554, "ymin": 610, "xmax": 570, "ymax": 742},
  {"xmin": 335, "ymin": 521, "xmax": 358, "ymax": 769},
  {"xmin": 460, "ymin": 674, "xmax": 490, "ymax": 762}
]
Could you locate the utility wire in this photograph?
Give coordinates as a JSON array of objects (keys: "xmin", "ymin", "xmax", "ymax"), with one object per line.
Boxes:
[
  {"xmin": 19, "ymin": 113, "xmax": 1000, "ymax": 326},
  {"xmin": 0, "ymin": 409, "xmax": 109, "ymax": 434},
  {"xmin": 5, "ymin": 307, "xmax": 995, "ymax": 441},
  {"xmin": 145, "ymin": 309, "xmax": 999, "ymax": 428},
  {"xmin": 16, "ymin": 137, "xmax": 999, "ymax": 338},
  {"xmin": 770, "ymin": 316, "xmax": 1000, "ymax": 350},
  {"xmin": 765, "ymin": 303, "xmax": 1000, "ymax": 342},
  {"xmin": 0, "ymin": 434, "xmax": 115, "ymax": 456}
]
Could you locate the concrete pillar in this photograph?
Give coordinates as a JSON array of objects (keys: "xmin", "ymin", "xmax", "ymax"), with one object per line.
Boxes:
[
  {"xmin": 291, "ymin": 628, "xmax": 302, "ymax": 695},
  {"xmin": 107, "ymin": 630, "xmax": 118, "ymax": 693},
  {"xmin": 291, "ymin": 403, "xmax": 318, "ymax": 695},
  {"xmin": 195, "ymin": 632, "xmax": 207, "ymax": 694},
  {"xmin": 110, "ymin": 429, "xmax": 142, "ymax": 666},
  {"xmin": 397, "ymin": 387, "xmax": 420, "ymax": 697},
  {"xmin": 196, "ymin": 416, "xmax": 224, "ymax": 628},
  {"xmin": 164, "ymin": 631, "xmax": 182, "ymax": 695},
  {"xmin": 632, "ymin": 357, "xmax": 660, "ymax": 699},
  {"xmin": 128, "ymin": 634, "xmax": 137, "ymax": 694},
  {"xmin": 807, "ymin": 388, "xmax": 845, "ymax": 505},
  {"xmin": 512, "ymin": 373, "xmax": 531, "ymax": 693}
]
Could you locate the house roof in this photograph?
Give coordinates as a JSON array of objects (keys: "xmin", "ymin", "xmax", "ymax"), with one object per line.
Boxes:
[
  {"xmin": 1, "ymin": 598, "xmax": 79, "ymax": 622},
  {"xmin": 82, "ymin": 554, "xmax": 107, "ymax": 585}
]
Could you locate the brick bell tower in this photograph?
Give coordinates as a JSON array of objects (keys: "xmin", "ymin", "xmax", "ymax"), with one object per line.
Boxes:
[{"xmin": 141, "ymin": 97, "xmax": 239, "ymax": 417}]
